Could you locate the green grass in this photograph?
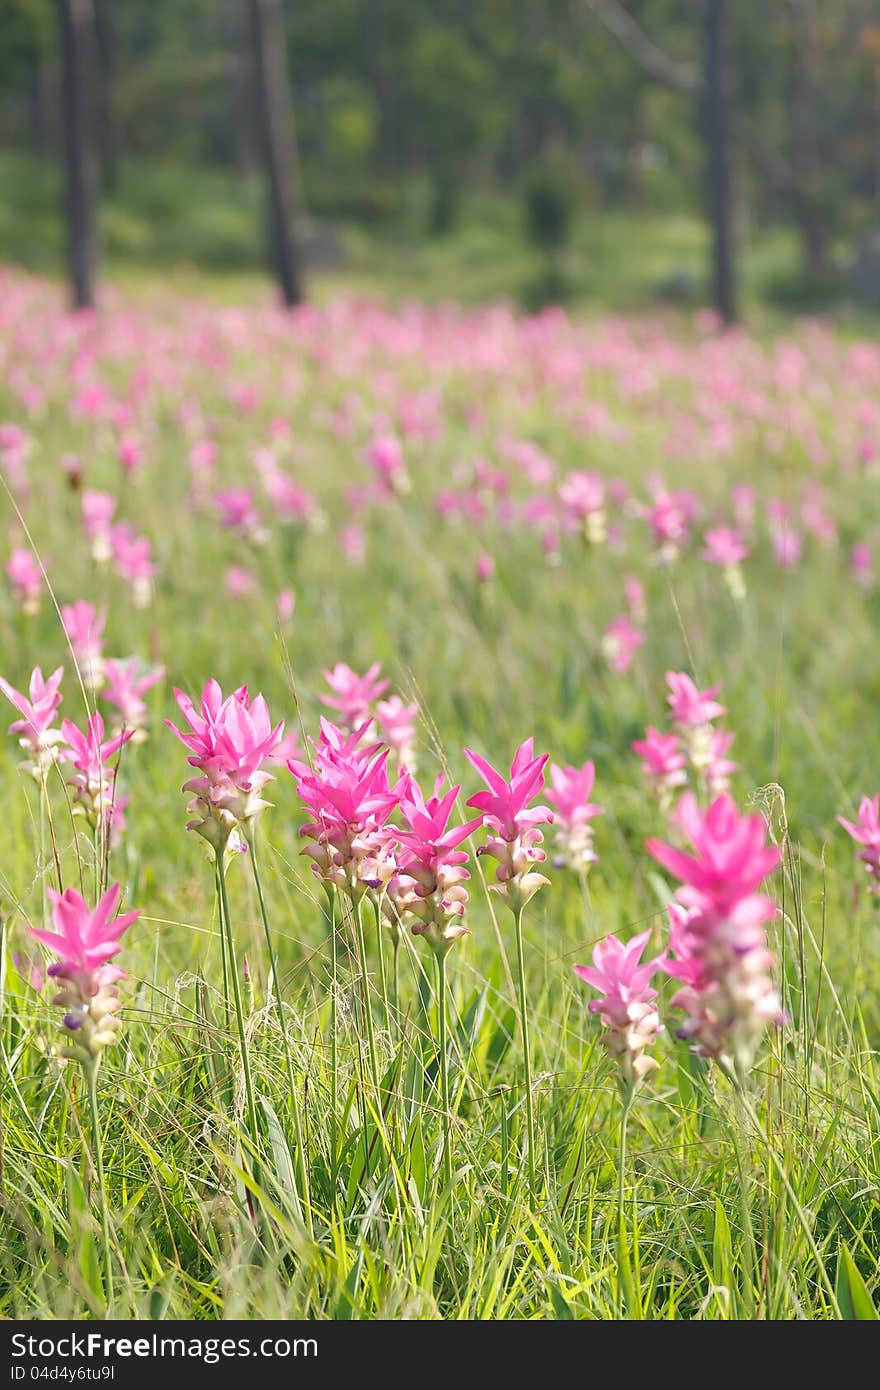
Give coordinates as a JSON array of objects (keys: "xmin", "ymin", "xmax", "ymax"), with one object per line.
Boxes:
[{"xmin": 0, "ymin": 270, "xmax": 879, "ymax": 1320}]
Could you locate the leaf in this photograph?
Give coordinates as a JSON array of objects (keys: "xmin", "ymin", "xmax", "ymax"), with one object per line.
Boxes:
[{"xmin": 836, "ymin": 1243, "xmax": 879, "ymax": 1319}]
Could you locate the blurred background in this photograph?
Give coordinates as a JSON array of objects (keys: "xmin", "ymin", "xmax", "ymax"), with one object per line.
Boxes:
[{"xmin": 1, "ymin": 0, "xmax": 879, "ymax": 319}]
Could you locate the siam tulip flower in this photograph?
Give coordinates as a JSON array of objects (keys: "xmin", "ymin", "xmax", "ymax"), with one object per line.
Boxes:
[
  {"xmin": 110, "ymin": 524, "xmax": 156, "ymax": 607},
  {"xmin": 642, "ymin": 490, "xmax": 693, "ymax": 563},
  {"xmin": 166, "ymin": 680, "xmax": 284, "ymax": 851},
  {"xmin": 546, "ymin": 760, "xmax": 604, "ymax": 871},
  {"xmin": 214, "ymin": 488, "xmax": 266, "ymax": 544},
  {"xmin": 702, "ymin": 526, "xmax": 748, "ymax": 601},
  {"xmin": 648, "ymin": 793, "xmax": 785, "ymax": 1072},
  {"xmin": 558, "ymin": 471, "xmax": 606, "ymax": 543},
  {"xmin": 574, "ymin": 930, "xmax": 665, "ymax": 1093},
  {"xmin": 623, "ymin": 574, "xmax": 646, "ymax": 625},
  {"xmin": 101, "ymin": 657, "xmax": 164, "ymax": 742},
  {"xmin": 261, "ymin": 467, "xmax": 316, "ymax": 526},
  {"xmin": 277, "ymin": 587, "xmax": 296, "ymax": 623},
  {"xmin": 850, "ymin": 542, "xmax": 873, "ymax": 590},
  {"xmin": 27, "ymin": 883, "xmax": 139, "ymax": 1063},
  {"xmin": 366, "ymin": 433, "xmax": 409, "ymax": 496},
  {"xmin": 117, "ymin": 434, "xmax": 144, "ymax": 475},
  {"xmin": 321, "ymin": 662, "xmax": 389, "ymax": 730},
  {"xmin": 838, "ymin": 795, "xmax": 880, "ymax": 890},
  {"xmin": 6, "ymin": 546, "xmax": 43, "ymax": 615},
  {"xmin": 731, "ymin": 484, "xmax": 755, "ymax": 535},
  {"xmin": 0, "ymin": 665, "xmax": 65, "ymax": 778},
  {"xmin": 61, "ymin": 712, "xmax": 133, "ymax": 831},
  {"xmin": 632, "ymin": 727, "xmax": 686, "ymax": 809},
  {"xmin": 465, "ymin": 739, "xmax": 553, "ymax": 910},
  {"xmin": 475, "ymin": 551, "xmax": 495, "ymax": 584},
  {"xmin": 666, "ymin": 671, "xmax": 728, "ymax": 789},
  {"xmin": 771, "ymin": 523, "xmax": 803, "ymax": 569},
  {"xmin": 225, "ymin": 565, "xmax": 257, "ymax": 598},
  {"xmin": 82, "ymin": 490, "xmax": 117, "ymax": 564},
  {"xmin": 390, "ymin": 775, "xmax": 482, "ymax": 956},
  {"xmin": 339, "ymin": 523, "xmax": 366, "ymax": 565},
  {"xmin": 376, "ymin": 694, "xmax": 418, "ymax": 772},
  {"xmin": 61, "ymin": 600, "xmax": 106, "ymax": 691},
  {"xmin": 601, "ymin": 614, "xmax": 644, "ymax": 673},
  {"xmin": 290, "ymin": 724, "xmax": 401, "ymax": 899},
  {"xmin": 705, "ymin": 728, "xmax": 737, "ymax": 796}
]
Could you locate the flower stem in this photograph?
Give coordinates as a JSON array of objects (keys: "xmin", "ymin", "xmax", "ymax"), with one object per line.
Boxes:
[
  {"xmin": 215, "ymin": 856, "xmax": 260, "ymax": 1172},
  {"xmin": 323, "ymin": 885, "xmax": 338, "ymax": 1171},
  {"xmin": 436, "ymin": 950, "xmax": 453, "ymax": 1186},
  {"xmin": 85, "ymin": 1060, "xmax": 114, "ymax": 1309},
  {"xmin": 353, "ymin": 896, "xmax": 382, "ymax": 1104},
  {"xmin": 249, "ymin": 830, "xmax": 312, "ymax": 1234},
  {"xmin": 372, "ymin": 895, "xmax": 390, "ymax": 1026},
  {"xmin": 616, "ymin": 1090, "xmax": 633, "ymax": 1317},
  {"xmin": 513, "ymin": 902, "xmax": 537, "ymax": 1189}
]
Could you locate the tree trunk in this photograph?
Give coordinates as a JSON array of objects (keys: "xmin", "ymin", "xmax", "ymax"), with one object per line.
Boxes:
[
  {"xmin": 704, "ymin": 0, "xmax": 737, "ymax": 324},
  {"xmin": 93, "ymin": 0, "xmax": 120, "ymax": 192},
  {"xmin": 56, "ymin": 0, "xmax": 98, "ymax": 310},
  {"xmin": 788, "ymin": 1, "xmax": 830, "ymax": 280},
  {"xmin": 245, "ymin": 0, "xmax": 305, "ymax": 306}
]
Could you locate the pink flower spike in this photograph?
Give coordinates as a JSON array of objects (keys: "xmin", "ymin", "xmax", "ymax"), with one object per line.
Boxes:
[
  {"xmin": 547, "ymin": 760, "xmax": 604, "ymax": 871},
  {"xmin": 665, "ymin": 672, "xmax": 726, "ymax": 728},
  {"xmin": 574, "ymin": 930, "xmax": 664, "ymax": 1090},
  {"xmin": 839, "ymin": 794, "xmax": 880, "ymax": 887},
  {"xmin": 321, "ymin": 662, "xmax": 390, "ymax": 730},
  {"xmin": 465, "ymin": 739, "xmax": 553, "ymax": 909},
  {"xmin": 0, "ymin": 665, "xmax": 65, "ymax": 776}
]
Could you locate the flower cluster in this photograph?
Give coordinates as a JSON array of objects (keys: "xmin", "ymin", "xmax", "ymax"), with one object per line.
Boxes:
[
  {"xmin": 28, "ymin": 884, "xmax": 139, "ymax": 1064},
  {"xmin": 61, "ymin": 712, "xmax": 133, "ymax": 835},
  {"xmin": 546, "ymin": 760, "xmax": 603, "ymax": 872},
  {"xmin": 167, "ymin": 680, "xmax": 284, "ymax": 851},
  {"xmin": 838, "ymin": 795, "xmax": 880, "ymax": 890},
  {"xmin": 634, "ymin": 672, "xmax": 736, "ymax": 809},
  {"xmin": 574, "ymin": 930, "xmax": 665, "ymax": 1093},
  {"xmin": 465, "ymin": 739, "xmax": 553, "ymax": 911},
  {"xmin": 648, "ymin": 792, "xmax": 785, "ymax": 1072},
  {"xmin": 390, "ymin": 777, "xmax": 482, "ymax": 955},
  {"xmin": 0, "ymin": 665, "xmax": 65, "ymax": 779}
]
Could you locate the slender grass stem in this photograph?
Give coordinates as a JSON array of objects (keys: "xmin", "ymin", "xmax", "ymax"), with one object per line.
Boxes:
[
  {"xmin": 323, "ymin": 885, "xmax": 338, "ymax": 1171},
  {"xmin": 85, "ymin": 1060, "xmax": 114, "ymax": 1309},
  {"xmin": 215, "ymin": 856, "xmax": 260, "ymax": 1170},
  {"xmin": 513, "ymin": 902, "xmax": 537, "ymax": 1189},
  {"xmin": 616, "ymin": 1089, "xmax": 633, "ymax": 1318},
  {"xmin": 353, "ymin": 895, "xmax": 381, "ymax": 1104},
  {"xmin": 249, "ymin": 829, "xmax": 312, "ymax": 1233},
  {"xmin": 372, "ymin": 895, "xmax": 390, "ymax": 1026}
]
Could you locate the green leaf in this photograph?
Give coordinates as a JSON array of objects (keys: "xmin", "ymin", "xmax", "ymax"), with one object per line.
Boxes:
[{"xmin": 836, "ymin": 1243, "xmax": 878, "ymax": 1320}]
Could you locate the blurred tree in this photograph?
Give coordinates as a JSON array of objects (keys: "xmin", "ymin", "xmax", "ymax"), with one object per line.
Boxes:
[
  {"xmin": 245, "ymin": 0, "xmax": 305, "ymax": 305},
  {"xmin": 56, "ymin": 0, "xmax": 98, "ymax": 308},
  {"xmin": 704, "ymin": 0, "xmax": 737, "ymax": 321}
]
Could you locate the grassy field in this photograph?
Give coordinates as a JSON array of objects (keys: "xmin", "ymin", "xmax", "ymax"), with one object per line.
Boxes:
[{"xmin": 0, "ymin": 266, "xmax": 879, "ymax": 1320}]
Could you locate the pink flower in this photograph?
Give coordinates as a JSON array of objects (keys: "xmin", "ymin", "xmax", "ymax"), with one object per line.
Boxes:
[
  {"xmin": 632, "ymin": 727, "xmax": 686, "ymax": 806},
  {"xmin": 0, "ymin": 665, "xmax": 64, "ymax": 776},
  {"xmin": 648, "ymin": 793, "xmax": 784, "ymax": 1069},
  {"xmin": 574, "ymin": 930, "xmax": 665, "ymax": 1090},
  {"xmin": 6, "ymin": 547, "xmax": 43, "ymax": 614},
  {"xmin": 82, "ymin": 490, "xmax": 117, "ymax": 563},
  {"xmin": 850, "ymin": 542, "xmax": 873, "ymax": 590},
  {"xmin": 321, "ymin": 662, "xmax": 389, "ymax": 729},
  {"xmin": 838, "ymin": 795, "xmax": 880, "ymax": 888},
  {"xmin": 118, "ymin": 434, "xmax": 144, "ymax": 475},
  {"xmin": 465, "ymin": 739, "xmax": 553, "ymax": 908},
  {"xmin": 339, "ymin": 523, "xmax": 366, "ymax": 565},
  {"xmin": 290, "ymin": 723, "xmax": 400, "ymax": 898},
  {"xmin": 376, "ymin": 694, "xmax": 418, "ymax": 770},
  {"xmin": 771, "ymin": 524, "xmax": 802, "ymax": 568},
  {"xmin": 110, "ymin": 524, "xmax": 156, "ymax": 606},
  {"xmin": 277, "ymin": 588, "xmax": 296, "ymax": 622},
  {"xmin": 546, "ymin": 761, "xmax": 604, "ymax": 870},
  {"xmin": 225, "ymin": 565, "xmax": 257, "ymax": 598},
  {"xmin": 602, "ymin": 614, "xmax": 644, "ymax": 673},
  {"xmin": 623, "ymin": 575, "xmax": 646, "ymax": 624},
  {"xmin": 389, "ymin": 776, "xmax": 483, "ymax": 955},
  {"xmin": 702, "ymin": 526, "xmax": 748, "ymax": 568},
  {"xmin": 167, "ymin": 680, "xmax": 284, "ymax": 848},
  {"xmin": 214, "ymin": 488, "xmax": 265, "ymax": 542},
  {"xmin": 666, "ymin": 672, "xmax": 726, "ymax": 728},
  {"xmin": 61, "ymin": 600, "xmax": 106, "ymax": 690},
  {"xmin": 559, "ymin": 471, "xmax": 606, "ymax": 542},
  {"xmin": 475, "ymin": 552, "xmax": 495, "ymax": 583},
  {"xmin": 366, "ymin": 433, "xmax": 409, "ymax": 496},
  {"xmin": 101, "ymin": 657, "xmax": 164, "ymax": 740},
  {"xmin": 28, "ymin": 883, "xmax": 139, "ymax": 1061},
  {"xmin": 61, "ymin": 712, "xmax": 134, "ymax": 831}
]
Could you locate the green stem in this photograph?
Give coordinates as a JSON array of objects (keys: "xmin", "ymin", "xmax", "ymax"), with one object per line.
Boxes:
[
  {"xmin": 436, "ymin": 950, "xmax": 453, "ymax": 1186},
  {"xmin": 216, "ymin": 856, "xmax": 260, "ymax": 1169},
  {"xmin": 85, "ymin": 1060, "xmax": 114, "ymax": 1309},
  {"xmin": 732, "ymin": 1079, "xmax": 760, "ymax": 1317},
  {"xmin": 372, "ymin": 895, "xmax": 390, "ymax": 1027},
  {"xmin": 513, "ymin": 903, "xmax": 537, "ymax": 1189},
  {"xmin": 249, "ymin": 830, "xmax": 312, "ymax": 1234},
  {"xmin": 353, "ymin": 896, "xmax": 382, "ymax": 1103},
  {"xmin": 617, "ymin": 1090, "xmax": 633, "ymax": 1317},
  {"xmin": 324, "ymin": 885, "xmax": 338, "ymax": 1171}
]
